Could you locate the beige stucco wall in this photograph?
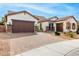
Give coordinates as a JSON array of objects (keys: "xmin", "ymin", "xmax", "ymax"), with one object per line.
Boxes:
[
  {"xmin": 7, "ymin": 13, "xmax": 38, "ymax": 25},
  {"xmin": 37, "ymin": 22, "xmax": 49, "ymax": 31},
  {"xmin": 64, "ymin": 17, "xmax": 77, "ymax": 32},
  {"xmin": 37, "ymin": 23, "xmax": 40, "ymax": 31},
  {"xmin": 42, "ymin": 22, "xmax": 49, "ymax": 31}
]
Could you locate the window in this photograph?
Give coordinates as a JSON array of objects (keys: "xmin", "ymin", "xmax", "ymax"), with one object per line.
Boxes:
[
  {"xmin": 66, "ymin": 22, "xmax": 71, "ymax": 30},
  {"xmin": 49, "ymin": 23, "xmax": 51, "ymax": 30},
  {"xmin": 72, "ymin": 23, "xmax": 76, "ymax": 30},
  {"xmin": 52, "ymin": 23, "xmax": 53, "ymax": 27},
  {"xmin": 49, "ymin": 23, "xmax": 54, "ymax": 30}
]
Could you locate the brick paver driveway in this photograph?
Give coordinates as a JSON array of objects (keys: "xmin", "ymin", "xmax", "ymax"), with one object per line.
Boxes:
[{"xmin": 10, "ymin": 32, "xmax": 66, "ymax": 55}]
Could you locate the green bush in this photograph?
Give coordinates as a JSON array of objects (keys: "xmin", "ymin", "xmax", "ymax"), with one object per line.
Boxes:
[
  {"xmin": 35, "ymin": 25, "xmax": 43, "ymax": 32},
  {"xmin": 55, "ymin": 32, "xmax": 60, "ymax": 36},
  {"xmin": 40, "ymin": 23, "xmax": 43, "ymax": 32},
  {"xmin": 0, "ymin": 20, "xmax": 4, "ymax": 25},
  {"xmin": 34, "ymin": 26, "xmax": 39, "ymax": 32}
]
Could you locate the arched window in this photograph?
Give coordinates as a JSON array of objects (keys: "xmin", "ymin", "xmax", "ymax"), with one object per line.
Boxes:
[
  {"xmin": 72, "ymin": 23, "xmax": 76, "ymax": 30},
  {"xmin": 66, "ymin": 22, "xmax": 71, "ymax": 30}
]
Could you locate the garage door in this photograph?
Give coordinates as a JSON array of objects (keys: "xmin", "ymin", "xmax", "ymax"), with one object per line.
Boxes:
[
  {"xmin": 12, "ymin": 20, "xmax": 35, "ymax": 33},
  {"xmin": 56, "ymin": 23, "xmax": 63, "ymax": 32}
]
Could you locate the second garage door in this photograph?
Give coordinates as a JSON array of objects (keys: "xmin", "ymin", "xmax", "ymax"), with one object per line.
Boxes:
[
  {"xmin": 12, "ymin": 20, "xmax": 35, "ymax": 33},
  {"xmin": 56, "ymin": 23, "xmax": 63, "ymax": 32}
]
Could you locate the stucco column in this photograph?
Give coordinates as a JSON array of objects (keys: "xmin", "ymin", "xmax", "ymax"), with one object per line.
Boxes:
[
  {"xmin": 70, "ymin": 23, "xmax": 72, "ymax": 31},
  {"xmin": 53, "ymin": 23, "xmax": 56, "ymax": 32},
  {"xmin": 63, "ymin": 22, "xmax": 66, "ymax": 32}
]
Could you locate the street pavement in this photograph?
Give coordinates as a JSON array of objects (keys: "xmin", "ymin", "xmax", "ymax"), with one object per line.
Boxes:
[{"xmin": 16, "ymin": 39, "xmax": 79, "ymax": 56}]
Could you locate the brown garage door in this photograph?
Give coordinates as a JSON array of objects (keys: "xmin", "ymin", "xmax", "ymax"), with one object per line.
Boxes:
[
  {"xmin": 12, "ymin": 20, "xmax": 35, "ymax": 33},
  {"xmin": 56, "ymin": 23, "xmax": 63, "ymax": 32}
]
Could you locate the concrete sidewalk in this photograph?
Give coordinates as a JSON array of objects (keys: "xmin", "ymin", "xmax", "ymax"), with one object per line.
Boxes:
[{"xmin": 16, "ymin": 39, "xmax": 79, "ymax": 56}]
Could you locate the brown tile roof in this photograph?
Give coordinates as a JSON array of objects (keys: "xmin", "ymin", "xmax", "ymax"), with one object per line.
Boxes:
[
  {"xmin": 36, "ymin": 16, "xmax": 59, "ymax": 23},
  {"xmin": 52, "ymin": 16, "xmax": 77, "ymax": 22},
  {"xmin": 35, "ymin": 16, "xmax": 49, "ymax": 23}
]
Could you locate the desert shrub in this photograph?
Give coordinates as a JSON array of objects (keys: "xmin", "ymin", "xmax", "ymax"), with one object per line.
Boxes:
[
  {"xmin": 76, "ymin": 29, "xmax": 79, "ymax": 34},
  {"xmin": 64, "ymin": 32, "xmax": 66, "ymax": 34},
  {"xmin": 35, "ymin": 25, "xmax": 43, "ymax": 32},
  {"xmin": 66, "ymin": 31, "xmax": 76, "ymax": 38},
  {"xmin": 55, "ymin": 31, "xmax": 60, "ymax": 36},
  {"xmin": 34, "ymin": 26, "xmax": 40, "ymax": 32}
]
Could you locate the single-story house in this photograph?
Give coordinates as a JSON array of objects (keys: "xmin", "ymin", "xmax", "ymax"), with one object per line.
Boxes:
[
  {"xmin": 4, "ymin": 11, "xmax": 39, "ymax": 33},
  {"xmin": 38, "ymin": 16, "xmax": 78, "ymax": 32},
  {"xmin": 3, "ymin": 10, "xmax": 78, "ymax": 33}
]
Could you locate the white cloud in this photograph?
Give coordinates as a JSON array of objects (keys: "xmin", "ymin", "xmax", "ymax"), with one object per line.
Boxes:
[
  {"xmin": 0, "ymin": 3, "xmax": 76, "ymax": 15},
  {"xmin": 13, "ymin": 4, "xmax": 55, "ymax": 14},
  {"xmin": 49, "ymin": 4, "xmax": 77, "ymax": 16}
]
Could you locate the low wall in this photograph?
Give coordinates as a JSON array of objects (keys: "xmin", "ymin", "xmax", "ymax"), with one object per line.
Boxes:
[{"xmin": 0, "ymin": 25, "xmax": 6, "ymax": 32}]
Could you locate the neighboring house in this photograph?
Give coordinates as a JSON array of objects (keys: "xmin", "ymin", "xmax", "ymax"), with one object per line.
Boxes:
[
  {"xmin": 38, "ymin": 16, "xmax": 78, "ymax": 32},
  {"xmin": 4, "ymin": 11, "xmax": 39, "ymax": 33}
]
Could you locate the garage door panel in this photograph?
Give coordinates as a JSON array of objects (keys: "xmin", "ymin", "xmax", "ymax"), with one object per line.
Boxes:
[{"xmin": 12, "ymin": 20, "xmax": 34, "ymax": 33}]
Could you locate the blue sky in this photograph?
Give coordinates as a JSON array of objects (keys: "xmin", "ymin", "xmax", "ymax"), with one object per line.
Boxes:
[{"xmin": 0, "ymin": 3, "xmax": 79, "ymax": 20}]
